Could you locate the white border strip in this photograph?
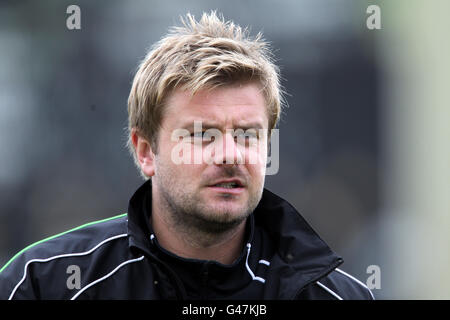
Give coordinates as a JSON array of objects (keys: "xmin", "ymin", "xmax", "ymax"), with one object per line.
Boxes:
[
  {"xmin": 8, "ymin": 233, "xmax": 128, "ymax": 300},
  {"xmin": 71, "ymin": 255, "xmax": 145, "ymax": 300},
  {"xmin": 335, "ymin": 268, "xmax": 375, "ymax": 300},
  {"xmin": 245, "ymin": 244, "xmax": 265, "ymax": 283},
  {"xmin": 258, "ymin": 259, "xmax": 270, "ymax": 266},
  {"xmin": 316, "ymin": 281, "xmax": 344, "ymax": 300}
]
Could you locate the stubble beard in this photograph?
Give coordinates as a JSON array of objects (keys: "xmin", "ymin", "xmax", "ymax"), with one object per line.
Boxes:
[{"xmin": 153, "ymin": 159, "xmax": 263, "ymax": 246}]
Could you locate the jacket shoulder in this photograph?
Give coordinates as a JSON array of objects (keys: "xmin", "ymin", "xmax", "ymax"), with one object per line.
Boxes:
[
  {"xmin": 0, "ymin": 213, "xmax": 128, "ymax": 299},
  {"xmin": 316, "ymin": 268, "xmax": 375, "ymax": 300}
]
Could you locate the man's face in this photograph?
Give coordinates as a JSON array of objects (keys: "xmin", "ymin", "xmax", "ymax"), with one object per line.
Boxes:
[{"xmin": 150, "ymin": 82, "xmax": 269, "ymax": 233}]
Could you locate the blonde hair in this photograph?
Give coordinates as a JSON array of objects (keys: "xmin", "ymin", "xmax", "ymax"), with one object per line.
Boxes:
[{"xmin": 127, "ymin": 11, "xmax": 284, "ymax": 178}]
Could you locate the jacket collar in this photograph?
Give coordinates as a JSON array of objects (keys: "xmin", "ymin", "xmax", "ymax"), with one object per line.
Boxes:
[
  {"xmin": 253, "ymin": 188, "xmax": 343, "ymax": 298},
  {"xmin": 127, "ymin": 180, "xmax": 154, "ymax": 256}
]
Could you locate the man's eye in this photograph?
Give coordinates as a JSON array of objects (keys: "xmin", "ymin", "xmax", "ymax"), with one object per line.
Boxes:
[
  {"xmin": 191, "ymin": 131, "xmax": 214, "ymax": 141},
  {"xmin": 234, "ymin": 132, "xmax": 258, "ymax": 140}
]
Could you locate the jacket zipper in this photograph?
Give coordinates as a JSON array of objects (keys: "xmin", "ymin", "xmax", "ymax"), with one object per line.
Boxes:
[{"xmin": 142, "ymin": 251, "xmax": 188, "ymax": 300}]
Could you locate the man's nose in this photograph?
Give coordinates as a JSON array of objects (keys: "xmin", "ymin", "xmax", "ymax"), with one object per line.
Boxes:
[{"xmin": 213, "ymin": 132, "xmax": 244, "ymax": 165}]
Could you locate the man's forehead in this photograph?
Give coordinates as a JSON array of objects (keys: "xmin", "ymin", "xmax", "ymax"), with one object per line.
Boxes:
[
  {"xmin": 163, "ymin": 84, "xmax": 268, "ymax": 127},
  {"xmin": 168, "ymin": 83, "xmax": 264, "ymax": 106}
]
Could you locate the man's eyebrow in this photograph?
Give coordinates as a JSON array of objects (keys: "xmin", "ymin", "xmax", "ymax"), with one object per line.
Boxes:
[
  {"xmin": 179, "ymin": 121, "xmax": 221, "ymax": 130},
  {"xmin": 234, "ymin": 122, "xmax": 265, "ymax": 130},
  {"xmin": 178, "ymin": 120, "xmax": 265, "ymax": 130}
]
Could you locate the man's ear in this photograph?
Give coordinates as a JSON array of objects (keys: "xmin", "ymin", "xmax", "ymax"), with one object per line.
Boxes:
[{"xmin": 131, "ymin": 129, "xmax": 155, "ymax": 177}]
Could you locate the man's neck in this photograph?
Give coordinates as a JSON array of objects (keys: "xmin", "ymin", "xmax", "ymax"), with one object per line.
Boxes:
[{"xmin": 150, "ymin": 207, "xmax": 247, "ymax": 265}]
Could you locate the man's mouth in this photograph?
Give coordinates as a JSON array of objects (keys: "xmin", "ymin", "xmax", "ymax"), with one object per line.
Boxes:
[
  {"xmin": 213, "ymin": 182, "xmax": 240, "ymax": 189},
  {"xmin": 207, "ymin": 179, "xmax": 245, "ymax": 193}
]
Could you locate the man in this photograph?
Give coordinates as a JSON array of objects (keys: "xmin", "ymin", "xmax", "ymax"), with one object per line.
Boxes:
[{"xmin": 0, "ymin": 12, "xmax": 374, "ymax": 300}]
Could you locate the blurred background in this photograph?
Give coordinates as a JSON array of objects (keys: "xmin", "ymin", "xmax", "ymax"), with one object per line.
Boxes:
[{"xmin": 0, "ymin": 0, "xmax": 449, "ymax": 299}]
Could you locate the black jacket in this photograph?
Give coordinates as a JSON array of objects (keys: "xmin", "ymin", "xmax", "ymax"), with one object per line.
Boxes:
[{"xmin": 0, "ymin": 181, "xmax": 374, "ymax": 300}]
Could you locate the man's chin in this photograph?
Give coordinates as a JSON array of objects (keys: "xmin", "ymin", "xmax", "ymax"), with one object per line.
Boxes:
[
  {"xmin": 194, "ymin": 209, "xmax": 249, "ymax": 234},
  {"xmin": 208, "ymin": 199, "xmax": 250, "ymax": 215},
  {"xmin": 201, "ymin": 202, "xmax": 247, "ymax": 218}
]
